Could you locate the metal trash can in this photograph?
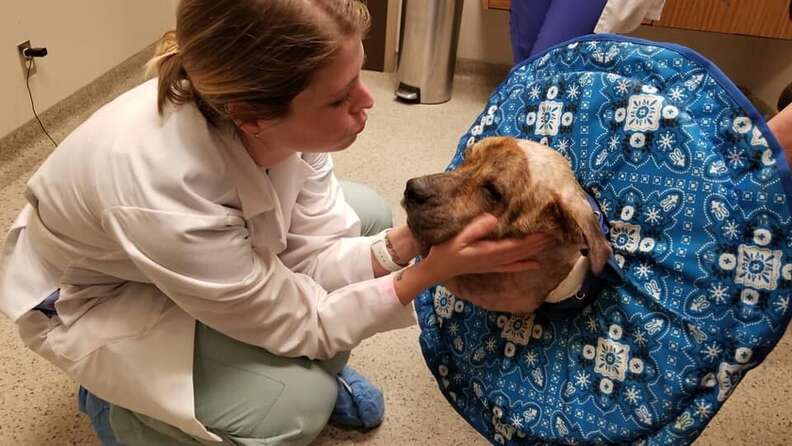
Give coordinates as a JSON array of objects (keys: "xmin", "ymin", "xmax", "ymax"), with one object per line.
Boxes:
[{"xmin": 395, "ymin": 0, "xmax": 464, "ymax": 104}]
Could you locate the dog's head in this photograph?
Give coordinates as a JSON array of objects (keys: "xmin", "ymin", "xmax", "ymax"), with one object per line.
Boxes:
[{"xmin": 403, "ymin": 137, "xmax": 611, "ymax": 304}]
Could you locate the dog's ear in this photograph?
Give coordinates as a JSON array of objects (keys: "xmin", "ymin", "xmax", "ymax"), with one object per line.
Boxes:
[{"xmin": 539, "ymin": 193, "xmax": 612, "ymax": 276}]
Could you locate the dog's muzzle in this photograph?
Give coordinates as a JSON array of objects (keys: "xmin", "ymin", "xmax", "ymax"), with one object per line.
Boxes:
[
  {"xmin": 404, "ymin": 177, "xmax": 435, "ymax": 206},
  {"xmin": 402, "ymin": 175, "xmax": 450, "ymax": 255}
]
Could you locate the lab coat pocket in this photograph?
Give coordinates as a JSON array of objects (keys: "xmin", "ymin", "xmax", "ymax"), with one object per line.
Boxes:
[{"xmin": 46, "ymin": 282, "xmax": 169, "ymax": 362}]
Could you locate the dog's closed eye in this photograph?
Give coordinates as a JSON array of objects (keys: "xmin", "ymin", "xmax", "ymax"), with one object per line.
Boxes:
[{"xmin": 482, "ymin": 180, "xmax": 503, "ymax": 202}]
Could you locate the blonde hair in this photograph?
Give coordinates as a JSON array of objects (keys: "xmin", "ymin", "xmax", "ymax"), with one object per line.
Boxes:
[{"xmin": 147, "ymin": 0, "xmax": 370, "ymax": 124}]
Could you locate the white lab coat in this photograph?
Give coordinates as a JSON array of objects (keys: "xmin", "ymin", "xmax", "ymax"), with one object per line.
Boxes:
[
  {"xmin": 0, "ymin": 79, "xmax": 416, "ymax": 441},
  {"xmin": 595, "ymin": 0, "xmax": 667, "ymax": 34}
]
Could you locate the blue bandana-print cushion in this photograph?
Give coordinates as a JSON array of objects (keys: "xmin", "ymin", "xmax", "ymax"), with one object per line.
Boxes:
[{"xmin": 415, "ymin": 34, "xmax": 792, "ymax": 445}]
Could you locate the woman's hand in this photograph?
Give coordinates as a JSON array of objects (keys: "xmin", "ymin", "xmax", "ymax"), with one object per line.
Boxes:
[
  {"xmin": 391, "ymin": 214, "xmax": 551, "ymax": 306},
  {"xmin": 769, "ymin": 103, "xmax": 792, "ymax": 164},
  {"xmin": 422, "ymin": 213, "xmax": 551, "ymax": 280},
  {"xmin": 423, "ymin": 213, "xmax": 553, "ymax": 314}
]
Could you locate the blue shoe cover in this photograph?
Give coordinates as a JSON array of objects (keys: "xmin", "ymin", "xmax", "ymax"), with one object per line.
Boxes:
[
  {"xmin": 78, "ymin": 386, "xmax": 122, "ymax": 446},
  {"xmin": 329, "ymin": 366, "xmax": 385, "ymax": 430}
]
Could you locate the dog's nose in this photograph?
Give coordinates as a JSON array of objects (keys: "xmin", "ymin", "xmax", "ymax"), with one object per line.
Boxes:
[{"xmin": 405, "ymin": 178, "xmax": 433, "ymax": 205}]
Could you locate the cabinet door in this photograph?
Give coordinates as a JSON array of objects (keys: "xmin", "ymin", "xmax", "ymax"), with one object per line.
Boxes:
[
  {"xmin": 363, "ymin": 0, "xmax": 389, "ymax": 71},
  {"xmin": 485, "ymin": 0, "xmax": 511, "ymax": 10},
  {"xmin": 655, "ymin": 0, "xmax": 792, "ymax": 39}
]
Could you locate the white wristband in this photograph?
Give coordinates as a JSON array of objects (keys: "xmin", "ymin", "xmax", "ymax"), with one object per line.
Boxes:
[{"xmin": 371, "ymin": 229, "xmax": 405, "ymax": 272}]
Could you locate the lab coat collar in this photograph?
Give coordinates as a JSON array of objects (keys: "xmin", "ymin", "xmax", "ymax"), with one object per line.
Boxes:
[
  {"xmin": 218, "ymin": 130, "xmax": 315, "ymax": 220},
  {"xmin": 218, "ymin": 130, "xmax": 276, "ymax": 219}
]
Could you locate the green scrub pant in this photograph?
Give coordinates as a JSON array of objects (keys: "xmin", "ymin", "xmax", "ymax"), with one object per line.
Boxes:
[{"xmin": 109, "ymin": 181, "xmax": 393, "ymax": 445}]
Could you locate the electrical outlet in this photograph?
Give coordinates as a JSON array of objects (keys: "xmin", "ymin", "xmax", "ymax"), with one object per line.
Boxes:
[{"xmin": 17, "ymin": 40, "xmax": 37, "ymax": 76}]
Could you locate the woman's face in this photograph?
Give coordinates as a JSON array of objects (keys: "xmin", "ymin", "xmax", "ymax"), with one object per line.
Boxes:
[{"xmin": 254, "ymin": 36, "xmax": 374, "ymax": 156}]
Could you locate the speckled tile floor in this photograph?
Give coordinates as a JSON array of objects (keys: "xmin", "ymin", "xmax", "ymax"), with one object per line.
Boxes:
[{"xmin": 1, "ymin": 49, "xmax": 791, "ymax": 446}]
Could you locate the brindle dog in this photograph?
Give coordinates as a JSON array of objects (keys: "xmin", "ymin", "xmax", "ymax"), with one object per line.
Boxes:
[{"xmin": 403, "ymin": 136, "xmax": 612, "ymax": 312}]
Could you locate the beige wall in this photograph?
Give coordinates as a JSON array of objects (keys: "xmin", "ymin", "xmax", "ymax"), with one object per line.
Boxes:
[
  {"xmin": 3, "ymin": 1, "xmax": 791, "ymax": 138},
  {"xmin": 0, "ymin": 1, "xmax": 178, "ymax": 137},
  {"xmin": 457, "ymin": 0, "xmax": 513, "ymax": 65}
]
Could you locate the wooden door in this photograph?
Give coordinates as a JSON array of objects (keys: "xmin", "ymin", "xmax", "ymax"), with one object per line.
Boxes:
[
  {"xmin": 485, "ymin": 0, "xmax": 511, "ymax": 10},
  {"xmin": 364, "ymin": 0, "xmax": 389, "ymax": 71}
]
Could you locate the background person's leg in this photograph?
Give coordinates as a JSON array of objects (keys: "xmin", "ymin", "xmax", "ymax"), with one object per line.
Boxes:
[
  {"xmin": 510, "ymin": 0, "xmax": 553, "ymax": 64},
  {"xmin": 529, "ymin": 0, "xmax": 608, "ymax": 57},
  {"xmin": 339, "ymin": 181, "xmax": 393, "ymax": 236}
]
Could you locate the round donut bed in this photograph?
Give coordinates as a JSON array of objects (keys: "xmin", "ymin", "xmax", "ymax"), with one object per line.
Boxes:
[{"xmin": 415, "ymin": 34, "xmax": 792, "ymax": 445}]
